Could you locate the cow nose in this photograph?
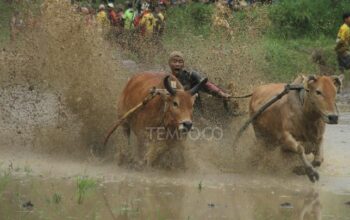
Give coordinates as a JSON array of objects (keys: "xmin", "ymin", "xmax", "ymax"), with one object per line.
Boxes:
[
  {"xmin": 182, "ymin": 121, "xmax": 193, "ymax": 131},
  {"xmin": 328, "ymin": 115, "xmax": 338, "ymax": 124}
]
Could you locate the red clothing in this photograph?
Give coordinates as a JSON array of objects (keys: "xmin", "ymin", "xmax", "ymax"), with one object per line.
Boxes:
[{"xmin": 108, "ymin": 10, "xmax": 118, "ymax": 26}]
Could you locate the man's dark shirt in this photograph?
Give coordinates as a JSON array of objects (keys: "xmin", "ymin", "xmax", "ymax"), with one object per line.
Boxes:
[
  {"xmin": 175, "ymin": 70, "xmax": 203, "ymax": 91},
  {"xmin": 175, "ymin": 70, "xmax": 224, "ymax": 97}
]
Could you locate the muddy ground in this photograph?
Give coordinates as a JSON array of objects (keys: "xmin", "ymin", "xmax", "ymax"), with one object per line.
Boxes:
[{"xmin": 1, "ymin": 1, "xmax": 350, "ymax": 219}]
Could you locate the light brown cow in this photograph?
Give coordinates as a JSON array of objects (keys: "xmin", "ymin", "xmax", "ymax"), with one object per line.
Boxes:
[
  {"xmin": 249, "ymin": 75, "xmax": 344, "ymax": 182},
  {"xmin": 117, "ymin": 72, "xmax": 207, "ymax": 167}
]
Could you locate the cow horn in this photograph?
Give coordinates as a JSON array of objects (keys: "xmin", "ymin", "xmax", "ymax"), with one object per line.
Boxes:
[
  {"xmin": 190, "ymin": 78, "xmax": 208, "ymax": 95},
  {"xmin": 164, "ymin": 75, "xmax": 176, "ymax": 96}
]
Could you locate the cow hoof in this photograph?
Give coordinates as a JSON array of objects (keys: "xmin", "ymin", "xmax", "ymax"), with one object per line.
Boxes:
[
  {"xmin": 305, "ymin": 167, "xmax": 320, "ymax": 183},
  {"xmin": 293, "ymin": 166, "xmax": 306, "ymax": 175},
  {"xmin": 312, "ymin": 160, "xmax": 322, "ymax": 167}
]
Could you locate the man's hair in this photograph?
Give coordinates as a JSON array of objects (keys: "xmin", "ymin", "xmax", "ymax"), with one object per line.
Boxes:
[
  {"xmin": 343, "ymin": 13, "xmax": 350, "ymax": 21},
  {"xmin": 169, "ymin": 51, "xmax": 184, "ymax": 62}
]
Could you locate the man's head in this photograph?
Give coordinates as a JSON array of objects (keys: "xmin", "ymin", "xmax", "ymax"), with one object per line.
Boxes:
[
  {"xmin": 343, "ymin": 13, "xmax": 350, "ymax": 25},
  {"xmin": 107, "ymin": 3, "xmax": 114, "ymax": 10},
  {"xmin": 155, "ymin": 6, "xmax": 161, "ymax": 13},
  {"xmin": 98, "ymin": 4, "xmax": 105, "ymax": 11},
  {"xmin": 125, "ymin": 1, "xmax": 133, "ymax": 9},
  {"xmin": 169, "ymin": 51, "xmax": 185, "ymax": 76}
]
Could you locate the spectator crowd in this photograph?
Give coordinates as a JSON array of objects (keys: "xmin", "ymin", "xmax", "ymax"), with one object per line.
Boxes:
[{"xmin": 77, "ymin": 1, "xmax": 166, "ymax": 38}]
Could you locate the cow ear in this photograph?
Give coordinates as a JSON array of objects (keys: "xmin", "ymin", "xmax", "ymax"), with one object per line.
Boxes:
[
  {"xmin": 158, "ymin": 90, "xmax": 170, "ymax": 101},
  {"xmin": 331, "ymin": 74, "xmax": 344, "ymax": 93},
  {"xmin": 307, "ymin": 75, "xmax": 317, "ymax": 84}
]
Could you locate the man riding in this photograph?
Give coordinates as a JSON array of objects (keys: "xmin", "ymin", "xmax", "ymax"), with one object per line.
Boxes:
[{"xmin": 168, "ymin": 51, "xmax": 231, "ymax": 99}]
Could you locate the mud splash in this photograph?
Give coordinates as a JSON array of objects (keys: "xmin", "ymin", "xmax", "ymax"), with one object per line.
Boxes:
[
  {"xmin": 0, "ymin": 0, "xmax": 130, "ymax": 158},
  {"xmin": 0, "ymin": 0, "xmax": 263, "ymax": 171}
]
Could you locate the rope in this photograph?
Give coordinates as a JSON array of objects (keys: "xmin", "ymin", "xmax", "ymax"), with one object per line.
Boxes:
[
  {"xmin": 103, "ymin": 87, "xmax": 159, "ymax": 147},
  {"xmin": 233, "ymin": 84, "xmax": 304, "ymax": 149},
  {"xmin": 229, "ymin": 93, "xmax": 253, "ymax": 99}
]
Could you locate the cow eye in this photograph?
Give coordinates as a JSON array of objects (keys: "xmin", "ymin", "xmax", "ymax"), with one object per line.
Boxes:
[
  {"xmin": 173, "ymin": 101, "xmax": 179, "ymax": 107},
  {"xmin": 316, "ymin": 90, "xmax": 322, "ymax": 95}
]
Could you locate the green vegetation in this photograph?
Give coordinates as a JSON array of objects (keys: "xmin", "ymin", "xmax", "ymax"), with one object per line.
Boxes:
[
  {"xmin": 76, "ymin": 176, "xmax": 97, "ymax": 204},
  {"xmin": 52, "ymin": 192, "xmax": 62, "ymax": 204},
  {"xmin": 1, "ymin": 0, "xmax": 347, "ymax": 81},
  {"xmin": 269, "ymin": 0, "xmax": 350, "ymax": 38},
  {"xmin": 198, "ymin": 181, "xmax": 202, "ymax": 191},
  {"xmin": 163, "ymin": 1, "xmax": 347, "ymax": 81},
  {"xmin": 0, "ymin": 1, "xmax": 14, "ymax": 44},
  {"xmin": 0, "ymin": 171, "xmax": 11, "ymax": 195},
  {"xmin": 24, "ymin": 164, "xmax": 32, "ymax": 174},
  {"xmin": 265, "ymin": 0, "xmax": 347, "ymax": 80},
  {"xmin": 165, "ymin": 3, "xmax": 214, "ymax": 37},
  {"xmin": 0, "ymin": 0, "xmax": 42, "ymax": 46}
]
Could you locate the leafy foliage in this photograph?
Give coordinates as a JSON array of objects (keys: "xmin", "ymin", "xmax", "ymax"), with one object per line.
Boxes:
[
  {"xmin": 269, "ymin": 0, "xmax": 350, "ymax": 38},
  {"xmin": 165, "ymin": 3, "xmax": 214, "ymax": 36}
]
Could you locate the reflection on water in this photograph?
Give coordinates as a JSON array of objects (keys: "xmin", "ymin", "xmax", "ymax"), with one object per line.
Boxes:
[{"xmin": 0, "ymin": 176, "xmax": 350, "ymax": 220}]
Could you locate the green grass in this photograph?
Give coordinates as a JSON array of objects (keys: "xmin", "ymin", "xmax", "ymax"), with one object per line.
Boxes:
[
  {"xmin": 0, "ymin": 171, "xmax": 11, "ymax": 195},
  {"xmin": 52, "ymin": 192, "xmax": 62, "ymax": 204},
  {"xmin": 165, "ymin": 3, "xmax": 214, "ymax": 38},
  {"xmin": 256, "ymin": 36, "xmax": 341, "ymax": 82},
  {"xmin": 76, "ymin": 176, "xmax": 97, "ymax": 204},
  {"xmin": 0, "ymin": 1, "xmax": 14, "ymax": 45},
  {"xmin": 24, "ymin": 165, "xmax": 32, "ymax": 174}
]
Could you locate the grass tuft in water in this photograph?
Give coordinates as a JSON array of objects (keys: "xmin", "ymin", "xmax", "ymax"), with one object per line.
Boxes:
[
  {"xmin": 76, "ymin": 176, "xmax": 97, "ymax": 204},
  {"xmin": 0, "ymin": 171, "xmax": 11, "ymax": 195},
  {"xmin": 52, "ymin": 192, "xmax": 62, "ymax": 204},
  {"xmin": 198, "ymin": 181, "xmax": 202, "ymax": 191}
]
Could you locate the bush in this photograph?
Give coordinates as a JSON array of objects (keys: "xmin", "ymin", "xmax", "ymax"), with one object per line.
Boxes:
[
  {"xmin": 269, "ymin": 0, "xmax": 350, "ymax": 38},
  {"xmin": 165, "ymin": 3, "xmax": 214, "ymax": 37}
]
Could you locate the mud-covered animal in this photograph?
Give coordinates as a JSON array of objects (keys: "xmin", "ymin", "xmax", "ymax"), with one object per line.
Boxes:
[
  {"xmin": 117, "ymin": 72, "xmax": 207, "ymax": 167},
  {"xmin": 249, "ymin": 74, "xmax": 344, "ymax": 182}
]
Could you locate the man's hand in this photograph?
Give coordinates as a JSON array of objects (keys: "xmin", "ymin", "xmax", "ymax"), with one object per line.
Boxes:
[{"xmin": 218, "ymin": 91, "xmax": 232, "ymax": 100}]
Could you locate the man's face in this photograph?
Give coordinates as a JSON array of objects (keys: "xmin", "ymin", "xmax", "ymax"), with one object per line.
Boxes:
[
  {"xmin": 345, "ymin": 17, "xmax": 350, "ymax": 25},
  {"xmin": 169, "ymin": 56, "xmax": 184, "ymax": 75}
]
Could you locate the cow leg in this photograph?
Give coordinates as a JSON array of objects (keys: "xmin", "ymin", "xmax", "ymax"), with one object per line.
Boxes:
[
  {"xmin": 282, "ymin": 132, "xmax": 319, "ymax": 182},
  {"xmin": 166, "ymin": 141, "xmax": 186, "ymax": 169},
  {"xmin": 145, "ymin": 144, "xmax": 169, "ymax": 167},
  {"xmin": 117, "ymin": 123, "xmax": 131, "ymax": 165},
  {"xmin": 122, "ymin": 123, "xmax": 131, "ymax": 145},
  {"xmin": 134, "ymin": 135, "xmax": 148, "ymax": 168},
  {"xmin": 312, "ymin": 142, "xmax": 324, "ymax": 167}
]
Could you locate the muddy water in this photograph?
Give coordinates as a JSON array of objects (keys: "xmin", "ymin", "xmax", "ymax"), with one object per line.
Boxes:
[
  {"xmin": 0, "ymin": 176, "xmax": 349, "ymax": 220},
  {"xmin": 0, "ymin": 112, "xmax": 349, "ymax": 219}
]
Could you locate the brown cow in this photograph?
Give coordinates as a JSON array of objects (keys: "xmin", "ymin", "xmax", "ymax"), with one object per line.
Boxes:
[
  {"xmin": 249, "ymin": 74, "xmax": 344, "ymax": 182},
  {"xmin": 117, "ymin": 72, "xmax": 207, "ymax": 167}
]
